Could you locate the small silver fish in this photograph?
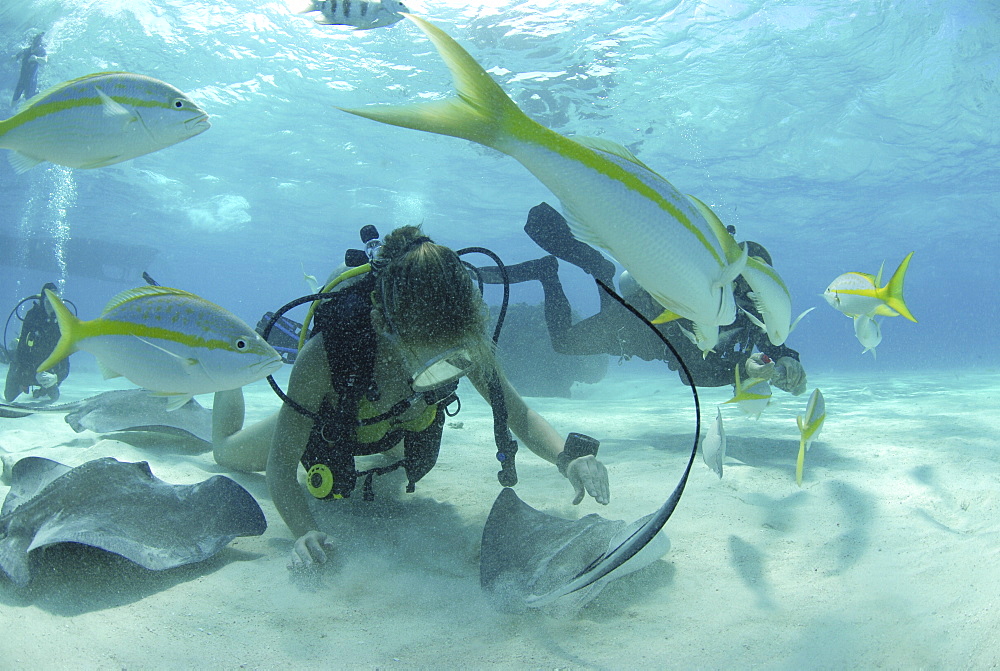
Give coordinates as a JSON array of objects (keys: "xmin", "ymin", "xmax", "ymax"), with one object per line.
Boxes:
[
  {"xmin": 294, "ymin": 0, "xmax": 408, "ymax": 30},
  {"xmin": 700, "ymin": 407, "xmax": 726, "ymax": 478}
]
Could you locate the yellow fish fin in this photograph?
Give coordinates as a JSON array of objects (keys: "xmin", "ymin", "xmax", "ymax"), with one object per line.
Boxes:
[
  {"xmin": 687, "ymin": 195, "xmax": 743, "ymax": 263},
  {"xmin": 795, "ymin": 437, "xmax": 806, "ymax": 486},
  {"xmin": 879, "ymin": 251, "xmax": 916, "ymax": 322},
  {"xmin": 36, "ymin": 289, "xmax": 82, "ymax": 373},
  {"xmin": 573, "ymin": 136, "xmax": 656, "ymax": 172},
  {"xmin": 651, "ymin": 308, "xmax": 683, "ymax": 324},
  {"xmin": 101, "ymin": 285, "xmax": 200, "ymax": 315},
  {"xmin": 338, "ymin": 14, "xmax": 531, "ymax": 150}
]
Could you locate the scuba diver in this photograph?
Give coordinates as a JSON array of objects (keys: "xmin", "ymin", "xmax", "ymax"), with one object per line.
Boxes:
[
  {"xmin": 215, "ymin": 225, "xmax": 611, "ymax": 568},
  {"xmin": 3, "ymin": 282, "xmax": 71, "ymax": 403},
  {"xmin": 479, "ymin": 202, "xmax": 808, "ymax": 395},
  {"xmin": 11, "ymin": 33, "xmax": 46, "ymax": 106}
]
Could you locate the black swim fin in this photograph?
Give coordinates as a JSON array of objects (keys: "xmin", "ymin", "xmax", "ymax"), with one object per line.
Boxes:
[{"xmin": 523, "ymin": 202, "xmax": 616, "ymax": 283}]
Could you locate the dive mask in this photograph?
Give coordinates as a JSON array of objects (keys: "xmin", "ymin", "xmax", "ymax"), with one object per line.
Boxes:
[{"xmin": 388, "ymin": 334, "xmax": 476, "ymax": 393}]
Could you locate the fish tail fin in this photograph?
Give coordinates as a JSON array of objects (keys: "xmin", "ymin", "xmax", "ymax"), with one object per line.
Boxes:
[
  {"xmin": 338, "ymin": 14, "xmax": 531, "ymax": 151},
  {"xmin": 795, "ymin": 436, "xmax": 806, "ymax": 486},
  {"xmin": 36, "ymin": 289, "xmax": 81, "ymax": 373},
  {"xmin": 880, "ymin": 251, "xmax": 916, "ymax": 322}
]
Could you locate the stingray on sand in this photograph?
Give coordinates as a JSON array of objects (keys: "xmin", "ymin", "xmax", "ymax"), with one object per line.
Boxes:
[
  {"xmin": 0, "ymin": 389, "xmax": 212, "ymax": 444},
  {"xmin": 0, "ymin": 456, "xmax": 265, "ymax": 586}
]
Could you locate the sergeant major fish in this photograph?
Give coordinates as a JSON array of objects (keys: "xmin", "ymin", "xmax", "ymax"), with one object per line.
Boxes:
[
  {"xmin": 38, "ymin": 286, "xmax": 282, "ymax": 410},
  {"xmin": 0, "ymin": 72, "xmax": 209, "ymax": 173},
  {"xmin": 339, "ymin": 15, "xmax": 748, "ymax": 356},
  {"xmin": 293, "ymin": 0, "xmax": 408, "ymax": 30}
]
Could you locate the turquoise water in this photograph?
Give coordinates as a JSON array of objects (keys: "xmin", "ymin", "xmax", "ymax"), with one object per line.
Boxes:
[
  {"xmin": 1, "ymin": 1, "xmax": 998, "ymax": 666},
  {"xmin": 2, "ymin": 0, "xmax": 997, "ymax": 374}
]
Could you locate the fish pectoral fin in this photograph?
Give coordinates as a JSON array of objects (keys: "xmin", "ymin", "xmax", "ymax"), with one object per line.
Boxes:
[
  {"xmin": 96, "ymin": 87, "xmax": 138, "ymax": 124},
  {"xmin": 8, "ymin": 151, "xmax": 44, "ymax": 174},
  {"xmin": 740, "ymin": 306, "xmax": 767, "ymax": 331},
  {"xmin": 133, "ymin": 336, "xmax": 200, "ymax": 369},
  {"xmin": 714, "ymin": 242, "xmax": 749, "ymax": 289},
  {"xmin": 151, "ymin": 392, "xmax": 196, "ymax": 412},
  {"xmin": 97, "ymin": 360, "xmax": 123, "ymax": 380}
]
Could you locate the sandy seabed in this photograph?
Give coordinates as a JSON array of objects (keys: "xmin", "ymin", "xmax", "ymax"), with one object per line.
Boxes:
[{"xmin": 0, "ymin": 362, "xmax": 997, "ymax": 670}]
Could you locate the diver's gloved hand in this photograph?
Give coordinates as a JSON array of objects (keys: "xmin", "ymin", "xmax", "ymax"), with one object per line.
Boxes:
[
  {"xmin": 289, "ymin": 530, "xmax": 335, "ymax": 569},
  {"xmin": 565, "ymin": 456, "xmax": 610, "ymax": 506},
  {"xmin": 772, "ymin": 356, "xmax": 807, "ymax": 396},
  {"xmin": 745, "ymin": 352, "xmax": 775, "ymax": 381},
  {"xmin": 35, "ymin": 371, "xmax": 57, "ymax": 389}
]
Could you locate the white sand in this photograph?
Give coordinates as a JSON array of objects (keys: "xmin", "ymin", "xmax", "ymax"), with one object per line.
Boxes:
[{"xmin": 1, "ymin": 363, "xmax": 998, "ymax": 668}]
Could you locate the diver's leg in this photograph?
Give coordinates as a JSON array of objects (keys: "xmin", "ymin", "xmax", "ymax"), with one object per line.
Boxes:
[
  {"xmin": 212, "ymin": 389, "xmax": 278, "ymax": 472},
  {"xmin": 523, "ymin": 202, "xmax": 616, "ymax": 284},
  {"xmin": 477, "ymin": 255, "xmax": 559, "ymax": 285}
]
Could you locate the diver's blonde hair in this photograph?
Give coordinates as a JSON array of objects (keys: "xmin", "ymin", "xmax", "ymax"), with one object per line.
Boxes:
[{"xmin": 376, "ymin": 226, "xmax": 492, "ymax": 357}]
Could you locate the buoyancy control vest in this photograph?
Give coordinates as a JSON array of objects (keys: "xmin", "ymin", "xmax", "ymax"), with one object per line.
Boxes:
[{"xmin": 299, "ymin": 271, "xmax": 460, "ymax": 501}]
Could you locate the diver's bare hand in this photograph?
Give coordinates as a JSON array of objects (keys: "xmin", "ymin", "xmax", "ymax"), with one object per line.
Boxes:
[
  {"xmin": 567, "ymin": 455, "xmax": 610, "ymax": 506},
  {"xmin": 289, "ymin": 530, "xmax": 335, "ymax": 569}
]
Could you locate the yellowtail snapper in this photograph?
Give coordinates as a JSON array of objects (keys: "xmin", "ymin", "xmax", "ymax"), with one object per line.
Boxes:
[
  {"xmin": 0, "ymin": 72, "xmax": 209, "ymax": 173},
  {"xmin": 38, "ymin": 286, "xmax": 282, "ymax": 410}
]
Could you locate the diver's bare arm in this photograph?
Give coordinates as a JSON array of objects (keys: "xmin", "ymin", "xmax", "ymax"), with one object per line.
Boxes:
[
  {"xmin": 471, "ymin": 369, "xmax": 563, "ymax": 463},
  {"xmin": 266, "ymin": 336, "xmax": 333, "ymax": 539}
]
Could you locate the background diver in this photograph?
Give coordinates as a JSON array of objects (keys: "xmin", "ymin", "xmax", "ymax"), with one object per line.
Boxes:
[
  {"xmin": 3, "ymin": 282, "xmax": 71, "ymax": 403},
  {"xmin": 11, "ymin": 33, "xmax": 46, "ymax": 106},
  {"xmin": 479, "ymin": 202, "xmax": 808, "ymax": 395},
  {"xmin": 217, "ymin": 225, "xmax": 611, "ymax": 567}
]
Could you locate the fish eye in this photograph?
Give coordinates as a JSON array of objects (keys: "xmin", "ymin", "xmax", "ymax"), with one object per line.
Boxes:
[
  {"xmin": 172, "ymin": 99, "xmax": 185, "ymax": 109},
  {"xmin": 235, "ymin": 338, "xmax": 247, "ymax": 350}
]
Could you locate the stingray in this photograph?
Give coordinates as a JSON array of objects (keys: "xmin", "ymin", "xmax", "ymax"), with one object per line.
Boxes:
[
  {"xmin": 0, "ymin": 456, "xmax": 266, "ymax": 586},
  {"xmin": 481, "ymin": 488, "xmax": 672, "ymax": 611},
  {"xmin": 0, "ymin": 389, "xmax": 213, "ymax": 445},
  {"xmin": 480, "ymin": 280, "xmax": 704, "ymax": 611}
]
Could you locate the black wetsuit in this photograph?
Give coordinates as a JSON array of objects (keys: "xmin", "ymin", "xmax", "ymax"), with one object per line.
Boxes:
[
  {"xmin": 297, "ymin": 273, "xmax": 456, "ymax": 500},
  {"xmin": 480, "ymin": 202, "xmax": 800, "ymax": 388},
  {"xmin": 4, "ymin": 298, "xmax": 69, "ymax": 402}
]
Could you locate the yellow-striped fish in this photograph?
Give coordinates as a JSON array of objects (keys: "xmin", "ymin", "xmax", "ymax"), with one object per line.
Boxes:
[
  {"xmin": 339, "ymin": 15, "xmax": 747, "ymax": 355},
  {"xmin": 0, "ymin": 72, "xmax": 209, "ymax": 173},
  {"xmin": 38, "ymin": 286, "xmax": 282, "ymax": 410},
  {"xmin": 723, "ymin": 365, "xmax": 771, "ymax": 419},
  {"xmin": 689, "ymin": 195, "xmax": 813, "ymax": 346},
  {"xmin": 795, "ymin": 388, "xmax": 826, "ymax": 486},
  {"xmin": 823, "ymin": 252, "xmax": 916, "ymax": 322}
]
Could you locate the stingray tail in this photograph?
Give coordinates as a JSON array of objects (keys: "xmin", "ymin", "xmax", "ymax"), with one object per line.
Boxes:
[
  {"xmin": 36, "ymin": 289, "xmax": 82, "ymax": 373},
  {"xmin": 338, "ymin": 14, "xmax": 535, "ymax": 151}
]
